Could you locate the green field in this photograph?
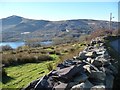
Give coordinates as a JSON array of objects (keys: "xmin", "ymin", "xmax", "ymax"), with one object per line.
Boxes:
[
  {"xmin": 1, "ymin": 41, "xmax": 86, "ymax": 89},
  {"xmin": 1, "ymin": 54, "xmax": 59, "ymax": 89}
]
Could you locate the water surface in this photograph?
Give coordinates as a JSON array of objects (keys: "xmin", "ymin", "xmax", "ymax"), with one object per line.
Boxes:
[
  {"xmin": 0, "ymin": 41, "xmax": 53, "ymax": 49},
  {"xmin": 0, "ymin": 42, "xmax": 25, "ymax": 49}
]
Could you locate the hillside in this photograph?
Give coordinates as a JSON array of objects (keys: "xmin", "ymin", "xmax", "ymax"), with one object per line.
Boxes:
[{"xmin": 1, "ymin": 15, "xmax": 118, "ymax": 42}]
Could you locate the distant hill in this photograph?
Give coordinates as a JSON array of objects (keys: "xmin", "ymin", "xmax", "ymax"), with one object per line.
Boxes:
[{"xmin": 1, "ymin": 15, "xmax": 118, "ymax": 42}]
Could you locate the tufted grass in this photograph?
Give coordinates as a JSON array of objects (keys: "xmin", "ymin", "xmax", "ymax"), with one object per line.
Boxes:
[{"xmin": 1, "ymin": 54, "xmax": 59, "ymax": 89}]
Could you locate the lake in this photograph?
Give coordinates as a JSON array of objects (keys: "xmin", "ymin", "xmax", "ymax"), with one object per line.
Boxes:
[
  {"xmin": 0, "ymin": 41, "xmax": 53, "ymax": 49},
  {"xmin": 110, "ymin": 39, "xmax": 120, "ymax": 54}
]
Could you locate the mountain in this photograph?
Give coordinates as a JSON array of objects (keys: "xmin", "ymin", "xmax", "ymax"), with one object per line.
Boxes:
[{"xmin": 1, "ymin": 15, "xmax": 118, "ymax": 42}]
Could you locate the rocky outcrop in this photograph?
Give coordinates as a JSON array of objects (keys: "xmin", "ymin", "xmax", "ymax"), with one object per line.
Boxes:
[{"xmin": 23, "ymin": 37, "xmax": 118, "ymax": 90}]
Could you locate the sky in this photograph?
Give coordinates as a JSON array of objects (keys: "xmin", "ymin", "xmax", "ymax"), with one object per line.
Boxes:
[{"xmin": 0, "ymin": 2, "xmax": 118, "ymax": 21}]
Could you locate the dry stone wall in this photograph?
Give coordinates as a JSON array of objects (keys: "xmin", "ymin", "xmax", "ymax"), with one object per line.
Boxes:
[{"xmin": 23, "ymin": 37, "xmax": 118, "ymax": 90}]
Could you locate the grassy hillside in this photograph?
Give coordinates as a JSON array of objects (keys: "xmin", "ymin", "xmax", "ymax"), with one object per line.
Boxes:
[
  {"xmin": 2, "ymin": 55, "xmax": 58, "ymax": 89},
  {"xmin": 1, "ymin": 42, "xmax": 85, "ymax": 89},
  {"xmin": 2, "ymin": 15, "xmax": 118, "ymax": 42}
]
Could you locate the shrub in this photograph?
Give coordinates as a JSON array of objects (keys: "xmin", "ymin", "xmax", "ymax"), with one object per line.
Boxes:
[
  {"xmin": 51, "ymin": 47, "xmax": 54, "ymax": 49},
  {"xmin": 70, "ymin": 48, "xmax": 75, "ymax": 52},
  {"xmin": 2, "ymin": 54, "xmax": 15, "ymax": 66},
  {"xmin": 10, "ymin": 51, "xmax": 17, "ymax": 54},
  {"xmin": 63, "ymin": 50, "xmax": 69, "ymax": 53},
  {"xmin": 1, "ymin": 45, "xmax": 13, "ymax": 51},
  {"xmin": 16, "ymin": 53, "xmax": 37, "ymax": 64},
  {"xmin": 40, "ymin": 51, "xmax": 47, "ymax": 54},
  {"xmin": 38, "ymin": 55, "xmax": 53, "ymax": 61},
  {"xmin": 2, "ymin": 68, "xmax": 7, "ymax": 77},
  {"xmin": 49, "ymin": 51, "xmax": 56, "ymax": 54},
  {"xmin": 47, "ymin": 63, "xmax": 53, "ymax": 71},
  {"xmin": 55, "ymin": 51, "xmax": 61, "ymax": 55}
]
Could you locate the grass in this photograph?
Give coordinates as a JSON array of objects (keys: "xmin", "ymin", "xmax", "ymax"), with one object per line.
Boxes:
[
  {"xmin": 1, "ymin": 41, "xmax": 86, "ymax": 89},
  {"xmin": 1, "ymin": 54, "xmax": 59, "ymax": 89}
]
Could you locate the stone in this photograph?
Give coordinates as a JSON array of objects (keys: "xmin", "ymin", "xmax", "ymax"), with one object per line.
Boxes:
[
  {"xmin": 63, "ymin": 59, "xmax": 77, "ymax": 65},
  {"xmin": 92, "ymin": 59, "xmax": 103, "ymax": 67},
  {"xmin": 79, "ymin": 52, "xmax": 87, "ymax": 60},
  {"xmin": 84, "ymin": 47, "xmax": 88, "ymax": 51},
  {"xmin": 89, "ymin": 71, "xmax": 106, "ymax": 81},
  {"xmin": 91, "ymin": 85, "xmax": 105, "ymax": 90},
  {"xmin": 73, "ymin": 73, "xmax": 88, "ymax": 83},
  {"xmin": 34, "ymin": 75, "xmax": 50, "ymax": 89},
  {"xmin": 88, "ymin": 46, "xmax": 94, "ymax": 50},
  {"xmin": 107, "ymin": 64, "xmax": 118, "ymax": 75},
  {"xmin": 94, "ymin": 57, "xmax": 110, "ymax": 66},
  {"xmin": 100, "ymin": 67, "xmax": 113, "ymax": 75},
  {"xmin": 96, "ymin": 50, "xmax": 105, "ymax": 55},
  {"xmin": 67, "ymin": 82, "xmax": 79, "ymax": 90},
  {"xmin": 105, "ymin": 74, "xmax": 114, "ymax": 89},
  {"xmin": 56, "ymin": 59, "xmax": 80, "ymax": 69},
  {"xmin": 86, "ymin": 58, "xmax": 92, "ymax": 63},
  {"xmin": 53, "ymin": 82, "xmax": 68, "ymax": 90},
  {"xmin": 73, "ymin": 56, "xmax": 78, "ymax": 60},
  {"xmin": 57, "ymin": 63, "xmax": 67, "ymax": 70},
  {"xmin": 23, "ymin": 37, "xmax": 117, "ymax": 90},
  {"xmin": 56, "ymin": 64, "xmax": 84, "ymax": 81},
  {"xmin": 83, "ymin": 65, "xmax": 91, "ymax": 73},
  {"xmin": 23, "ymin": 79, "xmax": 40, "ymax": 90},
  {"xmin": 99, "ymin": 43, "xmax": 104, "ymax": 47},
  {"xmin": 91, "ymin": 40, "xmax": 97, "ymax": 46},
  {"xmin": 83, "ymin": 60, "xmax": 99, "ymax": 72},
  {"xmin": 85, "ymin": 51, "xmax": 97, "ymax": 58},
  {"xmin": 71, "ymin": 80, "xmax": 94, "ymax": 90}
]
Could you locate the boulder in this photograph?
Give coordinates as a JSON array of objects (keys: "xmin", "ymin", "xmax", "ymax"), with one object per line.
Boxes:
[
  {"xmin": 91, "ymin": 85, "xmax": 105, "ymax": 90},
  {"xmin": 71, "ymin": 80, "xmax": 93, "ymax": 90},
  {"xmin": 86, "ymin": 58, "xmax": 93, "ymax": 63},
  {"xmin": 73, "ymin": 73, "xmax": 88, "ymax": 83},
  {"xmin": 83, "ymin": 65, "xmax": 91, "ymax": 73},
  {"xmin": 99, "ymin": 43, "xmax": 104, "ymax": 47},
  {"xmin": 96, "ymin": 49, "xmax": 107, "ymax": 55},
  {"xmin": 79, "ymin": 52, "xmax": 87, "ymax": 60},
  {"xmin": 23, "ymin": 37, "xmax": 117, "ymax": 90},
  {"xmin": 56, "ymin": 59, "xmax": 80, "ymax": 69},
  {"xmin": 88, "ymin": 46, "xmax": 94, "ymax": 50},
  {"xmin": 34, "ymin": 75, "xmax": 50, "ymax": 89},
  {"xmin": 107, "ymin": 64, "xmax": 118, "ymax": 75},
  {"xmin": 85, "ymin": 51, "xmax": 97, "ymax": 58},
  {"xmin": 96, "ymin": 51, "xmax": 104, "ymax": 55},
  {"xmin": 92, "ymin": 59, "xmax": 103, "ymax": 67},
  {"xmin": 105, "ymin": 74, "xmax": 114, "ymax": 89},
  {"xmin": 91, "ymin": 40, "xmax": 97, "ymax": 46},
  {"xmin": 83, "ymin": 60, "xmax": 99, "ymax": 72},
  {"xmin": 67, "ymin": 82, "xmax": 79, "ymax": 90},
  {"xmin": 100, "ymin": 67, "xmax": 113, "ymax": 75},
  {"xmin": 53, "ymin": 82, "xmax": 68, "ymax": 90},
  {"xmin": 84, "ymin": 47, "xmax": 88, "ymax": 51},
  {"xmin": 55, "ymin": 64, "xmax": 84, "ymax": 81},
  {"xmin": 23, "ymin": 79, "xmax": 40, "ymax": 90},
  {"xmin": 91, "ymin": 71, "xmax": 106, "ymax": 80},
  {"xmin": 88, "ymin": 69, "xmax": 106, "ymax": 85},
  {"xmin": 94, "ymin": 57, "xmax": 110, "ymax": 67}
]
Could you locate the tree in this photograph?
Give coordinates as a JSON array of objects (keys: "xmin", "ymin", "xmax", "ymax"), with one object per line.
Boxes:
[{"xmin": 1, "ymin": 45, "xmax": 13, "ymax": 51}]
